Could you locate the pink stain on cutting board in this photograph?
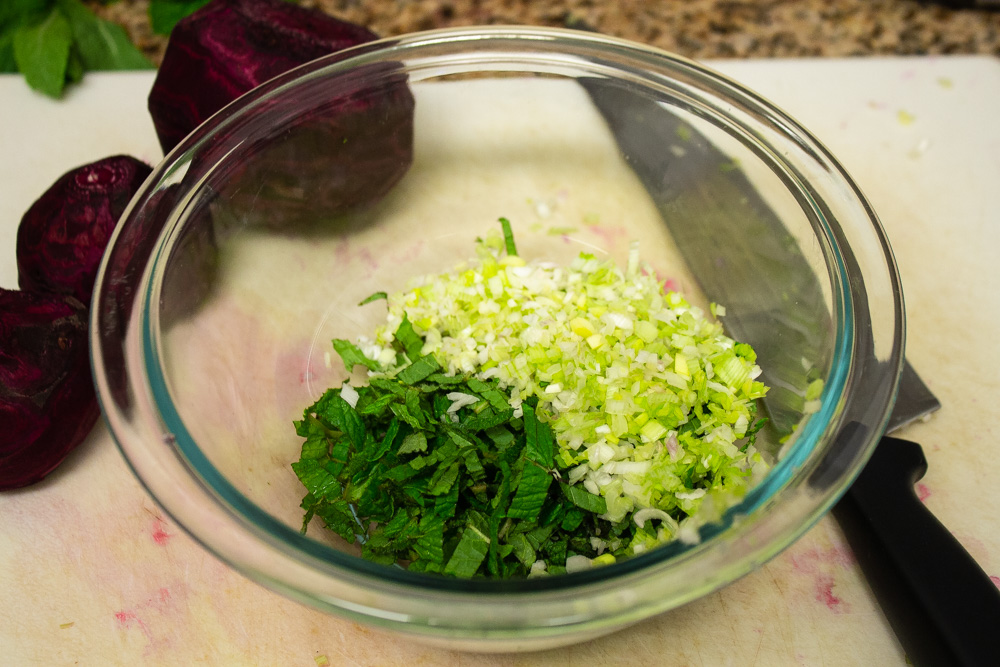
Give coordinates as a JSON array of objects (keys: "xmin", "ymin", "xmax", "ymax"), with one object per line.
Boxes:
[
  {"xmin": 787, "ymin": 545, "xmax": 855, "ymax": 613},
  {"xmin": 916, "ymin": 483, "xmax": 931, "ymax": 502},
  {"xmin": 151, "ymin": 517, "xmax": 173, "ymax": 546},
  {"xmin": 815, "ymin": 575, "xmax": 844, "ymax": 611},
  {"xmin": 112, "ymin": 586, "xmax": 181, "ymax": 655},
  {"xmin": 588, "ymin": 224, "xmax": 627, "ymax": 248},
  {"xmin": 114, "ymin": 610, "xmax": 154, "ymax": 643},
  {"xmin": 641, "ymin": 267, "xmax": 679, "ymax": 294},
  {"xmin": 389, "ymin": 238, "xmax": 425, "ymax": 265}
]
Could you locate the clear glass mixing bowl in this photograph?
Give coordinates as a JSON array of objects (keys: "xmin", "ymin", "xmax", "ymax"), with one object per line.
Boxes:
[{"xmin": 91, "ymin": 26, "xmax": 903, "ymax": 651}]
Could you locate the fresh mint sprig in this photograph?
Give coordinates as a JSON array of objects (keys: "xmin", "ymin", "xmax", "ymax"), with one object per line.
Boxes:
[{"xmin": 1, "ymin": 0, "xmax": 153, "ymax": 98}]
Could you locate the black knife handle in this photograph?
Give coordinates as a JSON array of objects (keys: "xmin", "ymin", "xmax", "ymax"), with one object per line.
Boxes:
[{"xmin": 832, "ymin": 436, "xmax": 1000, "ymax": 666}]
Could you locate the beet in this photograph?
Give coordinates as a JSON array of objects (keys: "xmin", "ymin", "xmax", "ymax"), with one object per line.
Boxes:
[
  {"xmin": 201, "ymin": 61, "xmax": 416, "ymax": 227},
  {"xmin": 148, "ymin": 0, "xmax": 381, "ymax": 154},
  {"xmin": 0, "ymin": 289, "xmax": 99, "ymax": 490},
  {"xmin": 150, "ymin": 0, "xmax": 416, "ymax": 226},
  {"xmin": 16, "ymin": 155, "xmax": 153, "ymax": 304}
]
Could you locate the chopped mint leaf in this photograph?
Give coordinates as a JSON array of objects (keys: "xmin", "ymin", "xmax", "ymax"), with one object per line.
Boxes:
[
  {"xmin": 506, "ymin": 463, "xmax": 552, "ymax": 521},
  {"xmin": 393, "ymin": 314, "xmax": 424, "ymax": 360},
  {"xmin": 561, "ymin": 483, "xmax": 607, "ymax": 514},
  {"xmin": 443, "ymin": 521, "xmax": 490, "ymax": 577},
  {"xmin": 358, "ymin": 291, "xmax": 388, "ymax": 306},
  {"xmin": 332, "ymin": 338, "xmax": 380, "ymax": 371},
  {"xmin": 522, "ymin": 404, "xmax": 554, "ymax": 467},
  {"xmin": 397, "ymin": 431, "xmax": 428, "ymax": 455},
  {"xmin": 396, "ymin": 354, "xmax": 441, "ymax": 385},
  {"xmin": 316, "ymin": 392, "xmax": 366, "ymax": 449}
]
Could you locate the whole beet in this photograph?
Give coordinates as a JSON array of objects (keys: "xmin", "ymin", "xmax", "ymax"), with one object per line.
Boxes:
[
  {"xmin": 148, "ymin": 0, "xmax": 381, "ymax": 154},
  {"xmin": 16, "ymin": 156, "xmax": 153, "ymax": 304},
  {"xmin": 149, "ymin": 0, "xmax": 415, "ymax": 225},
  {"xmin": 0, "ymin": 290, "xmax": 99, "ymax": 490}
]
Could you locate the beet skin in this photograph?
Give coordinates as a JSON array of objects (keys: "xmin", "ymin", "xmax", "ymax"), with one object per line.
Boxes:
[
  {"xmin": 16, "ymin": 155, "xmax": 153, "ymax": 305},
  {"xmin": 0, "ymin": 290, "xmax": 99, "ymax": 490},
  {"xmin": 149, "ymin": 0, "xmax": 415, "ymax": 224},
  {"xmin": 148, "ymin": 0, "xmax": 381, "ymax": 154}
]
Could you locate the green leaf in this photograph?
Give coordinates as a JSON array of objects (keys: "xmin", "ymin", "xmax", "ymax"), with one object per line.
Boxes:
[
  {"xmin": 0, "ymin": 0, "xmax": 50, "ymax": 30},
  {"xmin": 543, "ymin": 536, "xmax": 568, "ymax": 566},
  {"xmin": 432, "ymin": 481, "xmax": 459, "ymax": 519},
  {"xmin": 389, "ymin": 401, "xmax": 423, "ymax": 430},
  {"xmin": 316, "ymin": 393, "xmax": 366, "ymax": 449},
  {"xmin": 384, "ymin": 462, "xmax": 422, "ymax": 484},
  {"xmin": 56, "ymin": 0, "xmax": 152, "ymax": 70},
  {"xmin": 148, "ymin": 0, "xmax": 212, "ymax": 36},
  {"xmin": 561, "ymin": 483, "xmax": 608, "ymax": 514},
  {"xmin": 460, "ymin": 405, "xmax": 515, "ymax": 432},
  {"xmin": 403, "ymin": 388, "xmax": 425, "ymax": 427},
  {"xmin": 291, "ymin": 459, "xmax": 341, "ymax": 502},
  {"xmin": 332, "ymin": 338, "xmax": 381, "ymax": 372},
  {"xmin": 298, "ymin": 434, "xmax": 330, "ymax": 461},
  {"xmin": 465, "ymin": 377, "xmax": 511, "ymax": 413},
  {"xmin": 414, "ymin": 514, "xmax": 445, "ymax": 565},
  {"xmin": 393, "ymin": 314, "xmax": 424, "ymax": 360},
  {"xmin": 443, "ymin": 521, "xmax": 490, "ymax": 577},
  {"xmin": 314, "ymin": 500, "xmax": 361, "ymax": 543},
  {"xmin": 64, "ymin": 44, "xmax": 82, "ymax": 82},
  {"xmin": 13, "ymin": 6, "xmax": 72, "ymax": 98},
  {"xmin": 397, "ymin": 431, "xmax": 427, "ymax": 455},
  {"xmin": 358, "ymin": 291, "xmax": 388, "ymax": 306},
  {"xmin": 0, "ymin": 32, "xmax": 16, "ymax": 73},
  {"xmin": 508, "ymin": 532, "xmax": 535, "ymax": 568},
  {"xmin": 484, "ymin": 425, "xmax": 516, "ymax": 452},
  {"xmin": 326, "ymin": 440, "xmax": 351, "ymax": 478},
  {"xmin": 396, "ymin": 354, "xmax": 441, "ymax": 385},
  {"xmin": 428, "ymin": 460, "xmax": 461, "ymax": 496},
  {"xmin": 506, "ymin": 464, "xmax": 552, "ymax": 521},
  {"xmin": 560, "ymin": 507, "xmax": 586, "ymax": 532},
  {"xmin": 424, "ymin": 372, "xmax": 465, "ymax": 386},
  {"xmin": 377, "ymin": 510, "xmax": 412, "ymax": 539},
  {"xmin": 358, "ymin": 392, "xmax": 397, "ymax": 418},
  {"xmin": 522, "ymin": 404, "xmax": 554, "ymax": 467},
  {"xmin": 499, "ymin": 217, "xmax": 518, "ymax": 256},
  {"xmin": 365, "ymin": 418, "xmax": 400, "ymax": 461}
]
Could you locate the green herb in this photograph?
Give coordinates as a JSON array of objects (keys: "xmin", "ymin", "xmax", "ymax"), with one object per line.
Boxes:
[
  {"xmin": 148, "ymin": 0, "xmax": 300, "ymax": 36},
  {"xmin": 331, "ymin": 339, "xmax": 380, "ymax": 372},
  {"xmin": 499, "ymin": 216, "xmax": 517, "ymax": 256},
  {"xmin": 358, "ymin": 291, "xmax": 387, "ymax": 306},
  {"xmin": 12, "ymin": 6, "xmax": 72, "ymax": 98},
  {"xmin": 1, "ymin": 0, "xmax": 152, "ymax": 98},
  {"xmin": 293, "ymin": 331, "xmax": 622, "ymax": 578},
  {"xmin": 294, "ymin": 222, "xmax": 772, "ymax": 576},
  {"xmin": 148, "ymin": 0, "xmax": 213, "ymax": 35}
]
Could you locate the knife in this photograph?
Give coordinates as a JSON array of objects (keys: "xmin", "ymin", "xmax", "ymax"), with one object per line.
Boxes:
[{"xmin": 581, "ymin": 76, "xmax": 1000, "ymax": 666}]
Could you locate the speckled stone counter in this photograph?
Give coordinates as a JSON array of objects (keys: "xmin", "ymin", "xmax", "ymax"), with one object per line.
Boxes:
[{"xmin": 95, "ymin": 0, "xmax": 1000, "ymax": 65}]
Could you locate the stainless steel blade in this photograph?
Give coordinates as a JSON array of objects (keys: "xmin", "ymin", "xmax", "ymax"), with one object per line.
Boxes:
[
  {"xmin": 886, "ymin": 360, "xmax": 941, "ymax": 433},
  {"xmin": 580, "ymin": 78, "xmax": 940, "ymax": 433}
]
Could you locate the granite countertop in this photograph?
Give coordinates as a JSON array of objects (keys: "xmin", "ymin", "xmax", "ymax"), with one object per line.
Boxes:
[{"xmin": 95, "ymin": 0, "xmax": 1000, "ymax": 65}]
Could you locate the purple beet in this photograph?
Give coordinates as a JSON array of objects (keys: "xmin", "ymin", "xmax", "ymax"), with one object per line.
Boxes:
[
  {"xmin": 0, "ymin": 289, "xmax": 99, "ymax": 490},
  {"xmin": 148, "ymin": 0, "xmax": 381, "ymax": 154},
  {"xmin": 149, "ymin": 0, "xmax": 415, "ymax": 225},
  {"xmin": 16, "ymin": 155, "xmax": 153, "ymax": 304}
]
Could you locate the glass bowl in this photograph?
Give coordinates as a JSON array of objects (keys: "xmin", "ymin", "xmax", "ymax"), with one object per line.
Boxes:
[{"xmin": 91, "ymin": 26, "xmax": 903, "ymax": 652}]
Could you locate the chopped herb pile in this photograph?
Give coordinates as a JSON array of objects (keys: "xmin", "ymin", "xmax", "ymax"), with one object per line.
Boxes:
[
  {"xmin": 294, "ymin": 219, "xmax": 771, "ymax": 577},
  {"xmin": 293, "ymin": 339, "xmax": 622, "ymax": 577}
]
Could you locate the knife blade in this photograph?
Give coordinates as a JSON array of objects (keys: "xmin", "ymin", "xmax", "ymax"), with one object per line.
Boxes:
[{"xmin": 581, "ymin": 76, "xmax": 1000, "ymax": 666}]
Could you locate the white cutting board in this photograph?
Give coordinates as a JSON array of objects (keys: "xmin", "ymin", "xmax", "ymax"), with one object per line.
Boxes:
[{"xmin": 2, "ymin": 57, "xmax": 999, "ymax": 666}]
